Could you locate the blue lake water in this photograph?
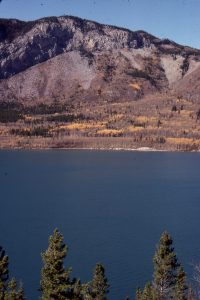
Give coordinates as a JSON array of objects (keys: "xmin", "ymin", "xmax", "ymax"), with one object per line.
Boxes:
[{"xmin": 0, "ymin": 150, "xmax": 200, "ymax": 299}]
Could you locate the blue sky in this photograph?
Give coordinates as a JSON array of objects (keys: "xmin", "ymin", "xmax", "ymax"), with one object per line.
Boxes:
[{"xmin": 0, "ymin": 0, "xmax": 200, "ymax": 49}]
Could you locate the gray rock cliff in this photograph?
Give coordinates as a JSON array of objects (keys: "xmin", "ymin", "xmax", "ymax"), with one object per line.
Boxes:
[{"xmin": 1, "ymin": 15, "xmax": 200, "ymax": 103}]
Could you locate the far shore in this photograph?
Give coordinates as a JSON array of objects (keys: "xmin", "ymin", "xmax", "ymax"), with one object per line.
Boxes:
[
  {"xmin": 0, "ymin": 136, "xmax": 199, "ymax": 152},
  {"xmin": 0, "ymin": 145, "xmax": 199, "ymax": 153}
]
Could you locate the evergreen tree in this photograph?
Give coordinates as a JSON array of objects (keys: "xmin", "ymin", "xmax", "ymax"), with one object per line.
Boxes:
[
  {"xmin": 0, "ymin": 246, "xmax": 9, "ymax": 299},
  {"xmin": 88, "ymin": 263, "xmax": 109, "ymax": 300},
  {"xmin": 4, "ymin": 279, "xmax": 24, "ymax": 300},
  {"xmin": 40, "ymin": 229, "xmax": 72, "ymax": 300},
  {"xmin": 0, "ymin": 246, "xmax": 24, "ymax": 300},
  {"xmin": 135, "ymin": 288, "xmax": 143, "ymax": 300},
  {"xmin": 72, "ymin": 279, "xmax": 84, "ymax": 300},
  {"xmin": 136, "ymin": 283, "xmax": 158, "ymax": 300},
  {"xmin": 153, "ymin": 231, "xmax": 180, "ymax": 299},
  {"xmin": 142, "ymin": 282, "xmax": 157, "ymax": 300},
  {"xmin": 81, "ymin": 282, "xmax": 95, "ymax": 300},
  {"xmin": 173, "ymin": 266, "xmax": 188, "ymax": 300}
]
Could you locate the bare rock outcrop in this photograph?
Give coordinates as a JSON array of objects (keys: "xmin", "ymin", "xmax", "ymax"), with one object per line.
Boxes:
[{"xmin": 0, "ymin": 15, "xmax": 200, "ymax": 103}]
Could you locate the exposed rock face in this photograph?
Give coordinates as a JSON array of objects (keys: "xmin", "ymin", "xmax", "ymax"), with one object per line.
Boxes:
[
  {"xmin": 0, "ymin": 16, "xmax": 155, "ymax": 79},
  {"xmin": 0, "ymin": 15, "xmax": 200, "ymax": 103}
]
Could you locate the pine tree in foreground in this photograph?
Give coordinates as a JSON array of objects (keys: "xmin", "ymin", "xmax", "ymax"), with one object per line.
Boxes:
[
  {"xmin": 135, "ymin": 283, "xmax": 157, "ymax": 300},
  {"xmin": 0, "ymin": 246, "xmax": 24, "ymax": 300},
  {"xmin": 153, "ymin": 231, "xmax": 182, "ymax": 299},
  {"xmin": 40, "ymin": 229, "xmax": 73, "ymax": 300},
  {"xmin": 136, "ymin": 232, "xmax": 188, "ymax": 300},
  {"xmin": 0, "ymin": 246, "xmax": 9, "ymax": 299},
  {"xmin": 135, "ymin": 287, "xmax": 143, "ymax": 300},
  {"xmin": 142, "ymin": 282, "xmax": 157, "ymax": 300},
  {"xmin": 4, "ymin": 279, "xmax": 24, "ymax": 300},
  {"xmin": 173, "ymin": 265, "xmax": 188, "ymax": 300},
  {"xmin": 87, "ymin": 263, "xmax": 109, "ymax": 300},
  {"xmin": 72, "ymin": 279, "xmax": 84, "ymax": 300}
]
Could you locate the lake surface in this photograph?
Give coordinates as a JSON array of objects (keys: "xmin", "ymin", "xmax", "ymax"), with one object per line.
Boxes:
[{"xmin": 0, "ymin": 150, "xmax": 200, "ymax": 299}]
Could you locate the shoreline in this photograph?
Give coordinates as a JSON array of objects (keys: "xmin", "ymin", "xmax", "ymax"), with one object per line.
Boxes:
[
  {"xmin": 0, "ymin": 136, "xmax": 199, "ymax": 152},
  {"xmin": 0, "ymin": 145, "xmax": 199, "ymax": 153}
]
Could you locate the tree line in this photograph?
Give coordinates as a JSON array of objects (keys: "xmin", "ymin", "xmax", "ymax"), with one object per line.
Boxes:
[{"xmin": 0, "ymin": 230, "xmax": 199, "ymax": 299}]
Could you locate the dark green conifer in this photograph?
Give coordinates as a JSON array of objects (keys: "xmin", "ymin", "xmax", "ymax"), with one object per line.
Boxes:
[
  {"xmin": 88, "ymin": 263, "xmax": 109, "ymax": 300},
  {"xmin": 81, "ymin": 282, "xmax": 93, "ymax": 300},
  {"xmin": 5, "ymin": 279, "xmax": 24, "ymax": 300},
  {"xmin": 153, "ymin": 231, "xmax": 180, "ymax": 299},
  {"xmin": 72, "ymin": 279, "xmax": 84, "ymax": 300},
  {"xmin": 173, "ymin": 266, "xmax": 188, "ymax": 300},
  {"xmin": 0, "ymin": 246, "xmax": 24, "ymax": 300},
  {"xmin": 136, "ymin": 283, "xmax": 158, "ymax": 300},
  {"xmin": 135, "ymin": 288, "xmax": 143, "ymax": 300},
  {"xmin": 40, "ymin": 229, "xmax": 72, "ymax": 300},
  {"xmin": 0, "ymin": 246, "xmax": 9, "ymax": 299},
  {"xmin": 142, "ymin": 282, "xmax": 157, "ymax": 300}
]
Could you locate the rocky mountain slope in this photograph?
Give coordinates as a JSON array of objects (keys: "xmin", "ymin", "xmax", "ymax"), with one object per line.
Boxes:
[
  {"xmin": 1, "ymin": 15, "xmax": 200, "ymax": 104},
  {"xmin": 1, "ymin": 16, "xmax": 200, "ymax": 151}
]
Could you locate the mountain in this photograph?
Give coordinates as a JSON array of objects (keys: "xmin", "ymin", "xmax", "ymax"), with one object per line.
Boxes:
[
  {"xmin": 1, "ymin": 16, "xmax": 200, "ymax": 151},
  {"xmin": 1, "ymin": 15, "xmax": 200, "ymax": 104}
]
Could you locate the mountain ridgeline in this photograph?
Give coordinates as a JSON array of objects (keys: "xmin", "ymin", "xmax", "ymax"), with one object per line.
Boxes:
[{"xmin": 0, "ymin": 15, "xmax": 200, "ymax": 103}]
